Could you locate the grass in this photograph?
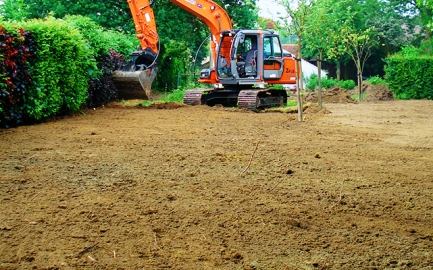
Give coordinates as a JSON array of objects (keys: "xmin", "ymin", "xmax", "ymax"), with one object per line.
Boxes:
[
  {"xmin": 138, "ymin": 89, "xmax": 186, "ymax": 106},
  {"xmin": 351, "ymin": 93, "xmax": 368, "ymax": 100},
  {"xmin": 160, "ymin": 89, "xmax": 186, "ymax": 103},
  {"xmin": 139, "ymin": 100, "xmax": 153, "ymax": 106},
  {"xmin": 286, "ymin": 99, "xmax": 297, "ymax": 107}
]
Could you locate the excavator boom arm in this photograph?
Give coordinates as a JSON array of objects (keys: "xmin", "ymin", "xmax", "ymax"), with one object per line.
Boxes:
[
  {"xmin": 127, "ymin": 0, "xmax": 159, "ymax": 54},
  {"xmin": 170, "ymin": 0, "xmax": 233, "ymax": 40},
  {"xmin": 126, "ymin": 0, "xmax": 232, "ymax": 62}
]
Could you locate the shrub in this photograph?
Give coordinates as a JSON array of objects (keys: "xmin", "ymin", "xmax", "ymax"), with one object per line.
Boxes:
[
  {"xmin": 0, "ymin": 26, "xmax": 36, "ymax": 127},
  {"xmin": 306, "ymin": 74, "xmax": 354, "ymax": 90},
  {"xmin": 15, "ymin": 17, "xmax": 96, "ymax": 120},
  {"xmin": 336, "ymin": 80, "xmax": 355, "ymax": 90},
  {"xmin": 63, "ymin": 15, "xmax": 137, "ymax": 59},
  {"xmin": 154, "ymin": 39, "xmax": 192, "ymax": 91},
  {"xmin": 1, "ymin": 16, "xmax": 139, "ymax": 127},
  {"xmin": 86, "ymin": 50, "xmax": 125, "ymax": 108},
  {"xmin": 385, "ymin": 54, "xmax": 433, "ymax": 100},
  {"xmin": 61, "ymin": 16, "xmax": 137, "ymax": 109},
  {"xmin": 366, "ymin": 76, "xmax": 386, "ymax": 86}
]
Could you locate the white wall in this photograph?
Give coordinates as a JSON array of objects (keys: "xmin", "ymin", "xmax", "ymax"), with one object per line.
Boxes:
[{"xmin": 283, "ymin": 54, "xmax": 328, "ymax": 90}]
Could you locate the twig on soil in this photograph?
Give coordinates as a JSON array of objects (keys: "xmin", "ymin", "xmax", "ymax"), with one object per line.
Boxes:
[
  {"xmin": 153, "ymin": 232, "xmax": 160, "ymax": 249},
  {"xmin": 76, "ymin": 243, "xmax": 99, "ymax": 257},
  {"xmin": 87, "ymin": 255, "xmax": 97, "ymax": 262},
  {"xmin": 267, "ymin": 178, "xmax": 286, "ymax": 192},
  {"xmin": 337, "ymin": 179, "xmax": 345, "ymax": 204},
  {"xmin": 239, "ymin": 140, "xmax": 260, "ymax": 176},
  {"xmin": 113, "ymin": 250, "xmax": 117, "ymax": 258},
  {"xmin": 29, "ymin": 191, "xmax": 41, "ymax": 201}
]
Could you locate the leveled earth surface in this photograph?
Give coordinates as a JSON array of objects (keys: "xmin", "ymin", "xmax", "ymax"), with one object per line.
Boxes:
[{"xmin": 1, "ymin": 98, "xmax": 433, "ymax": 269}]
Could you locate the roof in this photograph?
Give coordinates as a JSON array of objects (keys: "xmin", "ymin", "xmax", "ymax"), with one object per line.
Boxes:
[{"xmin": 282, "ymin": 44, "xmax": 298, "ymax": 56}]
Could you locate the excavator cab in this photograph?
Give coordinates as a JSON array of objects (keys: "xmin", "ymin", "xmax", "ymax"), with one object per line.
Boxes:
[
  {"xmin": 187, "ymin": 29, "xmax": 294, "ymax": 110},
  {"xmin": 214, "ymin": 29, "xmax": 289, "ymax": 87}
]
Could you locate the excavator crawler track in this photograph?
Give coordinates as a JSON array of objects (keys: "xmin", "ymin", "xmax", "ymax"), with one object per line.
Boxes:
[
  {"xmin": 183, "ymin": 89, "xmax": 213, "ymax": 106},
  {"xmin": 238, "ymin": 89, "xmax": 287, "ymax": 111},
  {"xmin": 184, "ymin": 88, "xmax": 287, "ymax": 111},
  {"xmin": 237, "ymin": 90, "xmax": 259, "ymax": 110}
]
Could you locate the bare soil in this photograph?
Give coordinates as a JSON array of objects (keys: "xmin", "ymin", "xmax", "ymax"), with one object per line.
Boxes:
[{"xmin": 1, "ymin": 98, "xmax": 433, "ymax": 269}]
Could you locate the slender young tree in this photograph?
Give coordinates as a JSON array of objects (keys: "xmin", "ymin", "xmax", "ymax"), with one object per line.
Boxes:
[
  {"xmin": 303, "ymin": 0, "xmax": 332, "ymax": 108},
  {"xmin": 343, "ymin": 27, "xmax": 378, "ymax": 101},
  {"xmin": 278, "ymin": 0, "xmax": 312, "ymax": 121}
]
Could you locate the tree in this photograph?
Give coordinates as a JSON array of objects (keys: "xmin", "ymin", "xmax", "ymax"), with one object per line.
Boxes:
[
  {"xmin": 343, "ymin": 27, "xmax": 378, "ymax": 101},
  {"xmin": 415, "ymin": 0, "xmax": 433, "ymax": 39},
  {"xmin": 303, "ymin": 0, "xmax": 337, "ymax": 108},
  {"xmin": 2, "ymin": 0, "xmax": 259, "ymax": 91},
  {"xmin": 0, "ymin": 0, "xmax": 30, "ymax": 21},
  {"xmin": 278, "ymin": 0, "xmax": 312, "ymax": 121}
]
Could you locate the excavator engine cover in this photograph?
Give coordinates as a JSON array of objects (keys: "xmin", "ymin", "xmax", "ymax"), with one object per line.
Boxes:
[{"xmin": 112, "ymin": 49, "xmax": 157, "ymax": 100}]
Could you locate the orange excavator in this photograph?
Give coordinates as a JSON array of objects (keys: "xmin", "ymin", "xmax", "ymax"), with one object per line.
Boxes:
[{"xmin": 113, "ymin": 0, "xmax": 297, "ymax": 111}]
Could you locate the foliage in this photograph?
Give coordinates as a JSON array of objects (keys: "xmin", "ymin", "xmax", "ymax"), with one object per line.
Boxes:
[
  {"xmin": 286, "ymin": 99, "xmax": 297, "ymax": 107},
  {"xmin": 15, "ymin": 17, "xmax": 97, "ymax": 120},
  {"xmin": 337, "ymin": 79, "xmax": 356, "ymax": 90},
  {"xmin": 415, "ymin": 0, "xmax": 433, "ymax": 39},
  {"xmin": 278, "ymin": 0, "xmax": 312, "ymax": 121},
  {"xmin": 160, "ymin": 88, "xmax": 186, "ymax": 103},
  {"xmin": 301, "ymin": 0, "xmax": 353, "ymax": 62},
  {"xmin": 221, "ymin": 0, "xmax": 259, "ymax": 29},
  {"xmin": 270, "ymin": 84, "xmax": 285, "ymax": 90},
  {"xmin": 298, "ymin": 0, "xmax": 419, "ymax": 81},
  {"xmin": 351, "ymin": 93, "xmax": 367, "ymax": 100},
  {"xmin": 0, "ymin": 25, "xmax": 36, "ymax": 128},
  {"xmin": 366, "ymin": 76, "xmax": 386, "ymax": 85},
  {"xmin": 62, "ymin": 16, "xmax": 137, "ymax": 107},
  {"xmin": 154, "ymin": 39, "xmax": 193, "ymax": 91},
  {"xmin": 0, "ymin": 0, "xmax": 259, "ymax": 92},
  {"xmin": 1, "ymin": 0, "xmax": 134, "ymax": 32},
  {"xmin": 63, "ymin": 15, "xmax": 138, "ymax": 59},
  {"xmin": 257, "ymin": 17, "xmax": 277, "ymax": 30},
  {"xmin": 384, "ymin": 54, "xmax": 433, "ymax": 99},
  {"xmin": 1, "ymin": 0, "xmax": 30, "ymax": 21},
  {"xmin": 306, "ymin": 74, "xmax": 355, "ymax": 90},
  {"xmin": 86, "ymin": 50, "xmax": 125, "ymax": 108}
]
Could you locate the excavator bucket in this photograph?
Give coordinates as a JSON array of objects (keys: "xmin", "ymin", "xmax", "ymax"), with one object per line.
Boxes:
[
  {"xmin": 113, "ymin": 67, "xmax": 157, "ymax": 100},
  {"xmin": 112, "ymin": 49, "xmax": 158, "ymax": 100}
]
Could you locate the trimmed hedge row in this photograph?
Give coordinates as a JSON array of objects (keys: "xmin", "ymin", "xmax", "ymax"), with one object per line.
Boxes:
[
  {"xmin": 384, "ymin": 55, "xmax": 433, "ymax": 100},
  {"xmin": 0, "ymin": 16, "xmax": 137, "ymax": 128}
]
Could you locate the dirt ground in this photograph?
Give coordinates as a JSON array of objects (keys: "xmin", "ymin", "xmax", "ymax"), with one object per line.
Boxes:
[{"xmin": 1, "ymin": 96, "xmax": 433, "ymax": 269}]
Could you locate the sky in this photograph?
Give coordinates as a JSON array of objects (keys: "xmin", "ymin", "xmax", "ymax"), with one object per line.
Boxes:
[{"xmin": 257, "ymin": 0, "xmax": 287, "ymax": 20}]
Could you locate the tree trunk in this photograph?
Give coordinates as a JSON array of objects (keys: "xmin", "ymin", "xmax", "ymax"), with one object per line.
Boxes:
[
  {"xmin": 336, "ymin": 62, "xmax": 341, "ymax": 81},
  {"xmin": 357, "ymin": 59, "xmax": 362, "ymax": 102},
  {"xmin": 317, "ymin": 51, "xmax": 322, "ymax": 108},
  {"xmin": 298, "ymin": 41, "xmax": 304, "ymax": 92},
  {"xmin": 296, "ymin": 39, "xmax": 303, "ymax": 121},
  {"xmin": 295, "ymin": 58, "xmax": 303, "ymax": 121}
]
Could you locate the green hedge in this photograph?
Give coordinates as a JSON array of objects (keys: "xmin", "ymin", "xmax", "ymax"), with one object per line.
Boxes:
[
  {"xmin": 20, "ymin": 17, "xmax": 96, "ymax": 119},
  {"xmin": 1, "ymin": 16, "xmax": 137, "ymax": 127},
  {"xmin": 0, "ymin": 26, "xmax": 36, "ymax": 127},
  {"xmin": 384, "ymin": 54, "xmax": 433, "ymax": 100}
]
